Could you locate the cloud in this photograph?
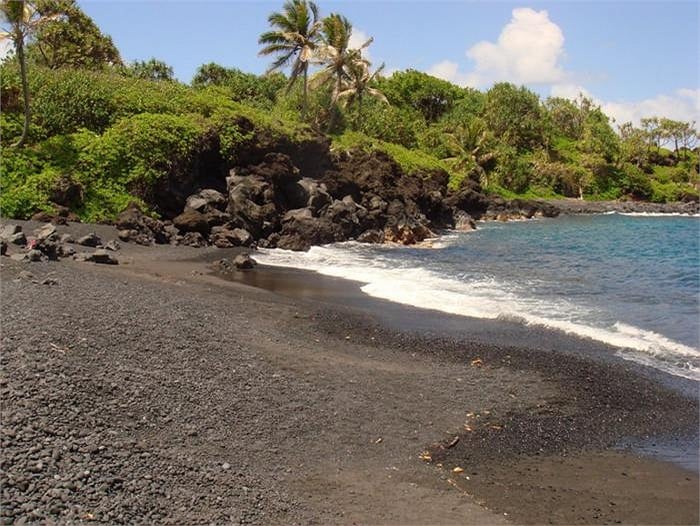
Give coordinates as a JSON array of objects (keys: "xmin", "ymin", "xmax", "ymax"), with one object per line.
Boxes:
[
  {"xmin": 426, "ymin": 60, "xmax": 472, "ymax": 86},
  {"xmin": 428, "ymin": 8, "xmax": 567, "ymax": 88},
  {"xmin": 348, "ymin": 28, "xmax": 372, "ymax": 63},
  {"xmin": 599, "ymin": 89, "xmax": 700, "ymax": 126},
  {"xmin": 467, "ymin": 8, "xmax": 566, "ymax": 86},
  {"xmin": 550, "ymin": 84, "xmax": 700, "ymax": 127},
  {"xmin": 0, "ymin": 39, "xmax": 13, "ymax": 61}
]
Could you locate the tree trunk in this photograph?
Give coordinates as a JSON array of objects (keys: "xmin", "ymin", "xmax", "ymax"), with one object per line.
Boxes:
[
  {"xmin": 355, "ymin": 93, "xmax": 363, "ymax": 130},
  {"xmin": 326, "ymin": 72, "xmax": 342, "ymax": 133},
  {"xmin": 14, "ymin": 34, "xmax": 30, "ymax": 148},
  {"xmin": 301, "ymin": 65, "xmax": 308, "ymax": 120}
]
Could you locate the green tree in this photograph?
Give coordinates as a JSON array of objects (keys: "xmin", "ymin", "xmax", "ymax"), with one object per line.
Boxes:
[
  {"xmin": 443, "ymin": 117, "xmax": 495, "ymax": 188},
  {"xmin": 378, "ymin": 69, "xmax": 466, "ymax": 123},
  {"xmin": 0, "ymin": 0, "xmax": 58, "ymax": 146},
  {"xmin": 313, "ymin": 13, "xmax": 372, "ymax": 130},
  {"xmin": 336, "ymin": 59, "xmax": 387, "ymax": 129},
  {"xmin": 483, "ymin": 83, "xmax": 547, "ymax": 151},
  {"xmin": 192, "ymin": 63, "xmax": 286, "ymax": 107},
  {"xmin": 191, "ymin": 62, "xmax": 232, "ymax": 87},
  {"xmin": 258, "ymin": 0, "xmax": 321, "ymax": 119},
  {"xmin": 127, "ymin": 58, "xmax": 174, "ymax": 81},
  {"xmin": 618, "ymin": 122, "xmax": 648, "ymax": 167},
  {"xmin": 27, "ymin": 0, "xmax": 120, "ymax": 69}
]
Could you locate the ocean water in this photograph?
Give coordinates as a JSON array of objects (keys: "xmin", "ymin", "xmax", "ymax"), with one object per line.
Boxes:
[{"xmin": 257, "ymin": 213, "xmax": 700, "ymax": 380}]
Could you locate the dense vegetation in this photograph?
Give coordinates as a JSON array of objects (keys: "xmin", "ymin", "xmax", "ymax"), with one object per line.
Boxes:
[{"xmin": 1, "ymin": 0, "xmax": 698, "ymax": 221}]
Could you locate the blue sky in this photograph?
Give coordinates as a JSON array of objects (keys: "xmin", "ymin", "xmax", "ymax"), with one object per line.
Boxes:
[{"xmin": 69, "ymin": 1, "xmax": 700, "ymax": 124}]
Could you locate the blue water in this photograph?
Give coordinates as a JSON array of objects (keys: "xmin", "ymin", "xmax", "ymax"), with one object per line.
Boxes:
[{"xmin": 259, "ymin": 213, "xmax": 700, "ymax": 380}]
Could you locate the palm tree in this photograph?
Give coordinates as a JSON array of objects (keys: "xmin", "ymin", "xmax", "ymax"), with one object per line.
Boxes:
[
  {"xmin": 258, "ymin": 0, "xmax": 320, "ymax": 119},
  {"xmin": 336, "ymin": 59, "xmax": 387, "ymax": 130},
  {"xmin": 444, "ymin": 118, "xmax": 495, "ymax": 189},
  {"xmin": 0, "ymin": 0, "xmax": 57, "ymax": 147},
  {"xmin": 313, "ymin": 14, "xmax": 372, "ymax": 130}
]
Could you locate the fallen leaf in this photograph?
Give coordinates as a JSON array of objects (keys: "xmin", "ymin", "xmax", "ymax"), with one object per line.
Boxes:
[
  {"xmin": 470, "ymin": 358, "xmax": 483, "ymax": 367},
  {"xmin": 452, "ymin": 467, "xmax": 464, "ymax": 473}
]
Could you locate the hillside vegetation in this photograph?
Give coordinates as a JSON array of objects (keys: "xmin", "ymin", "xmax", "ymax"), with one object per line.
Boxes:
[{"xmin": 1, "ymin": 0, "xmax": 698, "ymax": 222}]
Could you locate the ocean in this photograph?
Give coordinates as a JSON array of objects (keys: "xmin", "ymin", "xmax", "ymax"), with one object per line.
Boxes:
[{"xmin": 257, "ymin": 213, "xmax": 700, "ymax": 381}]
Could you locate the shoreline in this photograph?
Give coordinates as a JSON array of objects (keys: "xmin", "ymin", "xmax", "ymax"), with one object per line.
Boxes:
[{"xmin": 1, "ymin": 218, "xmax": 699, "ymax": 524}]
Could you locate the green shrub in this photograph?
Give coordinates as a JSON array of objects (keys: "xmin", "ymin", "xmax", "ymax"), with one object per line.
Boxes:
[
  {"xmin": 331, "ymin": 131, "xmax": 450, "ymax": 176},
  {"xmin": 78, "ymin": 112, "xmax": 205, "ymax": 192},
  {"xmin": 356, "ymin": 99, "xmax": 424, "ymax": 148},
  {"xmin": 620, "ymin": 163, "xmax": 653, "ymax": 200}
]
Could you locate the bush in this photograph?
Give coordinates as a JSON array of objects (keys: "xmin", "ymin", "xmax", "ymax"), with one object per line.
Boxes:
[
  {"xmin": 331, "ymin": 131, "xmax": 450, "ymax": 176},
  {"xmin": 620, "ymin": 163, "xmax": 653, "ymax": 200},
  {"xmin": 79, "ymin": 113, "xmax": 206, "ymax": 195},
  {"xmin": 492, "ymin": 145, "xmax": 532, "ymax": 193},
  {"xmin": 356, "ymin": 99, "xmax": 424, "ymax": 148}
]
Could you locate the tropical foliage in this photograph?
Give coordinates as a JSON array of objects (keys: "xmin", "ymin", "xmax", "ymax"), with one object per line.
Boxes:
[{"xmin": 1, "ymin": 0, "xmax": 698, "ymax": 223}]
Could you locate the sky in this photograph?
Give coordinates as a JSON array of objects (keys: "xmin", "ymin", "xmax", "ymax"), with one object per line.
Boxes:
[{"xmin": 8, "ymin": 1, "xmax": 700, "ymax": 125}]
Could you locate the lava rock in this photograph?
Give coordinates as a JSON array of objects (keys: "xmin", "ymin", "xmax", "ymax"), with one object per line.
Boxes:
[
  {"xmin": 233, "ymin": 254, "xmax": 257, "ymax": 270},
  {"xmin": 173, "ymin": 209, "xmax": 211, "ymax": 236},
  {"xmin": 75, "ymin": 249, "xmax": 118, "ymax": 265},
  {"xmin": 0, "ymin": 224, "xmax": 22, "ymax": 239},
  {"xmin": 9, "ymin": 232, "xmax": 27, "ymax": 246},
  {"xmin": 76, "ymin": 233, "xmax": 102, "ymax": 247}
]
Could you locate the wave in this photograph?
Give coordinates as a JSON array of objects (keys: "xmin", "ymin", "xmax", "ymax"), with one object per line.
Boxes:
[
  {"xmin": 615, "ymin": 211, "xmax": 700, "ymax": 218},
  {"xmin": 256, "ymin": 243, "xmax": 700, "ymax": 381}
]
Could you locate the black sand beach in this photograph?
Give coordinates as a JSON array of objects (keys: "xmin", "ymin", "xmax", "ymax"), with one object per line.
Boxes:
[{"xmin": 1, "ymin": 220, "xmax": 698, "ymax": 524}]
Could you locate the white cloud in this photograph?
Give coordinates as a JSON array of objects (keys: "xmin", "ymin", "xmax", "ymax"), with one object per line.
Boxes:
[
  {"xmin": 349, "ymin": 28, "xmax": 372, "ymax": 63},
  {"xmin": 550, "ymin": 84, "xmax": 700, "ymax": 127},
  {"xmin": 0, "ymin": 39, "xmax": 13, "ymax": 61},
  {"xmin": 550, "ymin": 83, "xmax": 593, "ymax": 101},
  {"xmin": 467, "ymin": 8, "xmax": 566, "ymax": 86},
  {"xmin": 426, "ymin": 8, "xmax": 567, "ymax": 88},
  {"xmin": 600, "ymin": 89, "xmax": 700, "ymax": 126},
  {"xmin": 427, "ymin": 60, "xmax": 472, "ymax": 86}
]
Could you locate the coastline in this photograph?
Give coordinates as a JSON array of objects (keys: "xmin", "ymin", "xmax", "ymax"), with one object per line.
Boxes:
[{"xmin": 1, "ymin": 219, "xmax": 698, "ymax": 524}]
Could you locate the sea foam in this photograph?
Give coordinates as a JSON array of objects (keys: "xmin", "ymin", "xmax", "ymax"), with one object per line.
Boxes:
[{"xmin": 257, "ymin": 242, "xmax": 700, "ymax": 381}]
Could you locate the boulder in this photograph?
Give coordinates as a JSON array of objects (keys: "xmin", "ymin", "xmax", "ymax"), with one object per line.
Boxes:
[
  {"xmin": 34, "ymin": 223, "xmax": 57, "ymax": 241},
  {"xmin": 323, "ymin": 197, "xmax": 365, "ymax": 237},
  {"xmin": 76, "ymin": 233, "xmax": 102, "ymax": 247},
  {"xmin": 0, "ymin": 224, "xmax": 21, "ymax": 239},
  {"xmin": 30, "ymin": 211, "xmax": 68, "ymax": 225},
  {"xmin": 115, "ymin": 204, "xmax": 170, "ymax": 245},
  {"xmin": 179, "ymin": 232, "xmax": 207, "ymax": 247},
  {"xmin": 173, "ymin": 208, "xmax": 211, "ymax": 235},
  {"xmin": 453, "ymin": 210, "xmax": 476, "ymax": 231},
  {"xmin": 282, "ymin": 208, "xmax": 314, "ymax": 223},
  {"xmin": 59, "ymin": 233, "xmax": 74, "ymax": 244},
  {"xmin": 104, "ymin": 240, "xmax": 121, "ymax": 251},
  {"xmin": 357, "ymin": 229, "xmax": 385, "ymax": 244},
  {"xmin": 58, "ymin": 245, "xmax": 76, "ymax": 258},
  {"xmin": 210, "ymin": 226, "xmax": 253, "ymax": 248},
  {"xmin": 233, "ymin": 254, "xmax": 257, "ymax": 270},
  {"xmin": 294, "ymin": 178, "xmax": 332, "ymax": 212},
  {"xmin": 185, "ymin": 189, "xmax": 227, "ymax": 212},
  {"xmin": 9, "ymin": 232, "xmax": 27, "ymax": 246},
  {"xmin": 26, "ymin": 249, "xmax": 46, "ymax": 262},
  {"xmin": 75, "ymin": 249, "xmax": 118, "ymax": 265},
  {"xmin": 384, "ymin": 218, "xmax": 433, "ymax": 245},
  {"xmin": 33, "ymin": 236, "xmax": 60, "ymax": 261},
  {"xmin": 49, "ymin": 176, "xmax": 82, "ymax": 207},
  {"xmin": 277, "ymin": 217, "xmax": 345, "ymax": 251}
]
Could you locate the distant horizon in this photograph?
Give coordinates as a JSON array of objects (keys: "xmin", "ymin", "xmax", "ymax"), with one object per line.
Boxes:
[{"xmin": 1, "ymin": 1, "xmax": 698, "ymax": 126}]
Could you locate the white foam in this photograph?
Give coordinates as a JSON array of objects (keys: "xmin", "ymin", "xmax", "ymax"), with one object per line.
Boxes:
[
  {"xmin": 257, "ymin": 243, "xmax": 700, "ymax": 381},
  {"xmin": 617, "ymin": 212, "xmax": 700, "ymax": 218}
]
